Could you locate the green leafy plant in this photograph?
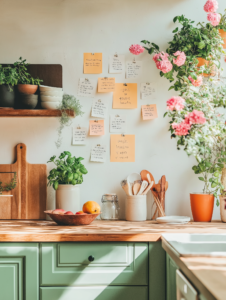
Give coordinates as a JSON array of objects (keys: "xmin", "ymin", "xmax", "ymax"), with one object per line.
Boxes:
[
  {"xmin": 56, "ymin": 94, "xmax": 84, "ymax": 148},
  {"xmin": 0, "ymin": 65, "xmax": 18, "ymax": 91},
  {"xmin": 13, "ymin": 57, "xmax": 43, "ymax": 85},
  {"xmin": 0, "ymin": 173, "xmax": 17, "ymax": 194},
  {"xmin": 47, "ymin": 152, "xmax": 88, "ymax": 190},
  {"xmin": 218, "ymin": 10, "xmax": 226, "ymax": 31}
]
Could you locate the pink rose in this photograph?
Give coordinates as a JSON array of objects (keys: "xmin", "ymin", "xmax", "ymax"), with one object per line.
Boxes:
[
  {"xmin": 153, "ymin": 52, "xmax": 169, "ymax": 63},
  {"xmin": 172, "ymin": 121, "xmax": 191, "ymax": 136},
  {"xmin": 185, "ymin": 110, "xmax": 206, "ymax": 125},
  {"xmin": 129, "ymin": 44, "xmax": 145, "ymax": 55},
  {"xmin": 207, "ymin": 12, "xmax": 221, "ymax": 26},
  {"xmin": 167, "ymin": 96, "xmax": 185, "ymax": 111},
  {"xmin": 173, "ymin": 51, "xmax": 186, "ymax": 67},
  {"xmin": 204, "ymin": 0, "xmax": 218, "ymax": 13},
  {"xmin": 188, "ymin": 75, "xmax": 203, "ymax": 87},
  {"xmin": 156, "ymin": 60, "xmax": 173, "ymax": 73}
]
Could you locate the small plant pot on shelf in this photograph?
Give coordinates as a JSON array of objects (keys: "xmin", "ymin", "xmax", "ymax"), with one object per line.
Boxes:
[
  {"xmin": 190, "ymin": 193, "xmax": 214, "ymax": 222},
  {"xmin": 219, "ymin": 195, "xmax": 226, "ymax": 223},
  {"xmin": 0, "ymin": 85, "xmax": 15, "ymax": 108},
  {"xmin": 17, "ymin": 84, "xmax": 38, "ymax": 95},
  {"xmin": 18, "ymin": 93, "xmax": 38, "ymax": 109},
  {"xmin": 197, "ymin": 57, "xmax": 215, "ymax": 77},
  {"xmin": 219, "ymin": 29, "xmax": 226, "ymax": 49},
  {"xmin": 125, "ymin": 195, "xmax": 147, "ymax": 221},
  {"xmin": 56, "ymin": 184, "xmax": 80, "ymax": 213}
]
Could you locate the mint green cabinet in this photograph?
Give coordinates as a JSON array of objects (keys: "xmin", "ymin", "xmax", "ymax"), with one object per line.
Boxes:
[
  {"xmin": 166, "ymin": 253, "xmax": 178, "ymax": 300},
  {"xmin": 40, "ymin": 286, "xmax": 148, "ymax": 300},
  {"xmin": 0, "ymin": 243, "xmax": 39, "ymax": 300},
  {"xmin": 40, "ymin": 242, "xmax": 148, "ymax": 286}
]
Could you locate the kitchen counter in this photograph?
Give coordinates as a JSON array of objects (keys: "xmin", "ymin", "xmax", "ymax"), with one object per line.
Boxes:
[{"xmin": 0, "ymin": 219, "xmax": 225, "ymax": 242}]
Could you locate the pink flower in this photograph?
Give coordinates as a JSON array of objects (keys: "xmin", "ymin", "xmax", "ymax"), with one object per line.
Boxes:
[
  {"xmin": 188, "ymin": 75, "xmax": 203, "ymax": 87},
  {"xmin": 156, "ymin": 60, "xmax": 173, "ymax": 73},
  {"xmin": 153, "ymin": 52, "xmax": 169, "ymax": 63},
  {"xmin": 173, "ymin": 51, "xmax": 186, "ymax": 67},
  {"xmin": 172, "ymin": 121, "xmax": 191, "ymax": 136},
  {"xmin": 167, "ymin": 96, "xmax": 185, "ymax": 111},
  {"xmin": 185, "ymin": 110, "xmax": 206, "ymax": 125},
  {"xmin": 129, "ymin": 44, "xmax": 144, "ymax": 55},
  {"xmin": 207, "ymin": 12, "xmax": 221, "ymax": 26},
  {"xmin": 204, "ymin": 0, "xmax": 218, "ymax": 13}
]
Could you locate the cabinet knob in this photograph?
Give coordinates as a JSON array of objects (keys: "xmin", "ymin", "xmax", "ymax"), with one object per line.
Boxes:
[{"xmin": 88, "ymin": 255, "xmax": 94, "ymax": 262}]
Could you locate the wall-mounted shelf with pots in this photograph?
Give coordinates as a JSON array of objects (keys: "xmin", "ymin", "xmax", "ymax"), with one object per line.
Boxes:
[{"xmin": 0, "ymin": 109, "xmax": 75, "ymax": 117}]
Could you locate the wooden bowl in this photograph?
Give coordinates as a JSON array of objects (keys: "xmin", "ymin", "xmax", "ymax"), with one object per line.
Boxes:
[{"xmin": 44, "ymin": 210, "xmax": 100, "ymax": 226}]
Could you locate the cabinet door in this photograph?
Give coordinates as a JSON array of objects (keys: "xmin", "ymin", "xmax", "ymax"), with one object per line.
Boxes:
[
  {"xmin": 166, "ymin": 253, "xmax": 178, "ymax": 300},
  {"xmin": 0, "ymin": 243, "xmax": 39, "ymax": 300},
  {"xmin": 40, "ymin": 286, "xmax": 148, "ymax": 300}
]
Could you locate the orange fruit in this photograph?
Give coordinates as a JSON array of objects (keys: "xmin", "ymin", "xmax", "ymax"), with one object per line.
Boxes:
[{"xmin": 83, "ymin": 201, "xmax": 101, "ymax": 214}]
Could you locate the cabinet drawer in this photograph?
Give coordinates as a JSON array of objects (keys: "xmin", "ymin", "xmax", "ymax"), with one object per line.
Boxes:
[
  {"xmin": 176, "ymin": 270, "xmax": 198, "ymax": 300},
  {"xmin": 40, "ymin": 286, "xmax": 148, "ymax": 300},
  {"xmin": 40, "ymin": 242, "xmax": 148, "ymax": 286}
]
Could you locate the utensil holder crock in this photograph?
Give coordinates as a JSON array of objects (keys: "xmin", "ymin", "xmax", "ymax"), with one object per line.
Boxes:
[{"xmin": 125, "ymin": 195, "xmax": 147, "ymax": 221}]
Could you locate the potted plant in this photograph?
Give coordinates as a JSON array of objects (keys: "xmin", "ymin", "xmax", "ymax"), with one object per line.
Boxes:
[
  {"xmin": 138, "ymin": 0, "xmax": 226, "ymax": 221},
  {"xmin": 0, "ymin": 64, "xmax": 18, "ymax": 108},
  {"xmin": 47, "ymin": 151, "xmax": 88, "ymax": 212}
]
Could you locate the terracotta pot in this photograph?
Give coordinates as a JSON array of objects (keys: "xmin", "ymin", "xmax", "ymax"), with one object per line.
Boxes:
[
  {"xmin": 190, "ymin": 193, "xmax": 214, "ymax": 222},
  {"xmin": 197, "ymin": 57, "xmax": 215, "ymax": 77},
  {"xmin": 219, "ymin": 29, "xmax": 226, "ymax": 49},
  {"xmin": 220, "ymin": 195, "xmax": 226, "ymax": 223},
  {"xmin": 17, "ymin": 84, "xmax": 38, "ymax": 95}
]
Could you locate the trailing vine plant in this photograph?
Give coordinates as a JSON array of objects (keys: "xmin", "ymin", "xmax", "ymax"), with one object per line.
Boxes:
[{"xmin": 0, "ymin": 172, "xmax": 17, "ymax": 195}]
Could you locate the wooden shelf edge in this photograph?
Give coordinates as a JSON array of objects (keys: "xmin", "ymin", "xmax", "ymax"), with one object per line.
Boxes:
[{"xmin": 0, "ymin": 109, "xmax": 75, "ymax": 117}]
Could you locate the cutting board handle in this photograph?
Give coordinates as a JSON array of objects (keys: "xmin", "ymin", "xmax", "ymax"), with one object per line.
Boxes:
[{"xmin": 16, "ymin": 143, "xmax": 27, "ymax": 165}]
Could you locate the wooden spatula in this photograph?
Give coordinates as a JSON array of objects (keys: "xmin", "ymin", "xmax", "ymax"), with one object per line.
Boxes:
[
  {"xmin": 140, "ymin": 170, "xmax": 155, "ymax": 184},
  {"xmin": 133, "ymin": 180, "xmax": 142, "ymax": 195}
]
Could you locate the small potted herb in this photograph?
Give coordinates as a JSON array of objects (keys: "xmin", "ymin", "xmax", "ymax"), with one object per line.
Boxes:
[
  {"xmin": 47, "ymin": 151, "xmax": 88, "ymax": 212},
  {"xmin": 0, "ymin": 65, "xmax": 18, "ymax": 108}
]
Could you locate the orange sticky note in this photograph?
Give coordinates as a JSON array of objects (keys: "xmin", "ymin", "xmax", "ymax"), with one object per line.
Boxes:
[
  {"xmin": 110, "ymin": 134, "xmax": 135, "ymax": 162},
  {"xmin": 98, "ymin": 77, "xmax": 115, "ymax": 93},
  {"xmin": 113, "ymin": 83, "xmax": 137, "ymax": 109},
  {"xmin": 84, "ymin": 53, "xmax": 102, "ymax": 74},
  {"xmin": 89, "ymin": 120, "xmax": 105, "ymax": 136},
  {"xmin": 142, "ymin": 104, "xmax": 158, "ymax": 120}
]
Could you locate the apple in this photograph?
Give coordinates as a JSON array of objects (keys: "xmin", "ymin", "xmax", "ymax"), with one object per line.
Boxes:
[
  {"xmin": 76, "ymin": 211, "xmax": 87, "ymax": 215},
  {"xmin": 52, "ymin": 209, "xmax": 65, "ymax": 215},
  {"xmin": 64, "ymin": 211, "xmax": 74, "ymax": 215}
]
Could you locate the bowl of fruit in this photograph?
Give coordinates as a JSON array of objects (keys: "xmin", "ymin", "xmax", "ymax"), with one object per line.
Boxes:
[{"xmin": 45, "ymin": 201, "xmax": 101, "ymax": 226}]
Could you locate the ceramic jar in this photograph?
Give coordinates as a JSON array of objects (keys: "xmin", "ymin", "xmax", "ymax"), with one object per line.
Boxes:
[
  {"xmin": 125, "ymin": 195, "xmax": 147, "ymax": 221},
  {"xmin": 56, "ymin": 184, "xmax": 80, "ymax": 213},
  {"xmin": 0, "ymin": 85, "xmax": 15, "ymax": 108},
  {"xmin": 190, "ymin": 193, "xmax": 214, "ymax": 222}
]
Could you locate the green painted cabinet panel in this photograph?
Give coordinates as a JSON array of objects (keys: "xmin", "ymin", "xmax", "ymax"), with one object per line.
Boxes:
[
  {"xmin": 149, "ymin": 242, "xmax": 166, "ymax": 300},
  {"xmin": 40, "ymin": 286, "xmax": 148, "ymax": 300},
  {"xmin": 0, "ymin": 243, "xmax": 39, "ymax": 300},
  {"xmin": 40, "ymin": 242, "xmax": 148, "ymax": 286},
  {"xmin": 166, "ymin": 254, "xmax": 178, "ymax": 300}
]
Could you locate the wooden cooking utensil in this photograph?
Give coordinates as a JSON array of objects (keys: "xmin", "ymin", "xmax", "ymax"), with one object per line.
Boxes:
[
  {"xmin": 159, "ymin": 175, "xmax": 166, "ymax": 211},
  {"xmin": 138, "ymin": 180, "xmax": 148, "ymax": 195},
  {"xmin": 140, "ymin": 170, "xmax": 155, "ymax": 184},
  {"xmin": 142, "ymin": 181, "xmax": 154, "ymax": 195},
  {"xmin": 133, "ymin": 180, "xmax": 142, "ymax": 195},
  {"xmin": 121, "ymin": 180, "xmax": 130, "ymax": 195},
  {"xmin": 0, "ymin": 143, "xmax": 47, "ymax": 219}
]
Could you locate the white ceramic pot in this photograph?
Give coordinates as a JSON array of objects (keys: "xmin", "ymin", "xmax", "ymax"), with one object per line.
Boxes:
[
  {"xmin": 56, "ymin": 184, "xmax": 80, "ymax": 213},
  {"xmin": 220, "ymin": 195, "xmax": 226, "ymax": 223},
  {"xmin": 125, "ymin": 195, "xmax": 147, "ymax": 221}
]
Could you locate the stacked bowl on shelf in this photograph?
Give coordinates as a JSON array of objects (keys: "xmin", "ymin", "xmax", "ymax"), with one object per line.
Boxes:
[
  {"xmin": 17, "ymin": 84, "xmax": 38, "ymax": 109},
  {"xmin": 40, "ymin": 85, "xmax": 63, "ymax": 109}
]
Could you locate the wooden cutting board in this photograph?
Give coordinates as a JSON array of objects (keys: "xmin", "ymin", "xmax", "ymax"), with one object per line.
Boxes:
[{"xmin": 0, "ymin": 143, "xmax": 47, "ymax": 219}]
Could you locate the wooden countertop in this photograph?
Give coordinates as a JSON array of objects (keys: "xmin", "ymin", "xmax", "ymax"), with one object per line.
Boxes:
[{"xmin": 0, "ymin": 219, "xmax": 225, "ymax": 242}]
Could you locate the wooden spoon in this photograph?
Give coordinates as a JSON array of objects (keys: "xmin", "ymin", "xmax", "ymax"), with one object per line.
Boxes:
[
  {"xmin": 138, "ymin": 180, "xmax": 148, "ymax": 195},
  {"xmin": 140, "ymin": 170, "xmax": 155, "ymax": 184},
  {"xmin": 142, "ymin": 181, "xmax": 154, "ymax": 195},
  {"xmin": 121, "ymin": 180, "xmax": 131, "ymax": 195},
  {"xmin": 133, "ymin": 182, "xmax": 141, "ymax": 195}
]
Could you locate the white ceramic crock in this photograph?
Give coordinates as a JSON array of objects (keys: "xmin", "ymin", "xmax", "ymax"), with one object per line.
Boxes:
[
  {"xmin": 220, "ymin": 195, "xmax": 226, "ymax": 223},
  {"xmin": 125, "ymin": 195, "xmax": 147, "ymax": 221},
  {"xmin": 56, "ymin": 184, "xmax": 80, "ymax": 213}
]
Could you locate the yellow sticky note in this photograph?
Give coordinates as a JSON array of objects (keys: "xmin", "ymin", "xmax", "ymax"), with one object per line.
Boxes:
[
  {"xmin": 141, "ymin": 104, "xmax": 158, "ymax": 120},
  {"xmin": 98, "ymin": 77, "xmax": 115, "ymax": 93},
  {"xmin": 110, "ymin": 134, "xmax": 135, "ymax": 162},
  {"xmin": 89, "ymin": 120, "xmax": 105, "ymax": 136},
  {"xmin": 113, "ymin": 83, "xmax": 137, "ymax": 109},
  {"xmin": 84, "ymin": 53, "xmax": 102, "ymax": 74}
]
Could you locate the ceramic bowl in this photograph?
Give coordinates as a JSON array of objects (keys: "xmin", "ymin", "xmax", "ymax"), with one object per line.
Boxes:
[
  {"xmin": 44, "ymin": 210, "xmax": 100, "ymax": 226},
  {"xmin": 40, "ymin": 95, "xmax": 62, "ymax": 102},
  {"xmin": 41, "ymin": 101, "xmax": 60, "ymax": 109},
  {"xmin": 40, "ymin": 90, "xmax": 64, "ymax": 97},
  {"xmin": 18, "ymin": 93, "xmax": 38, "ymax": 109},
  {"xmin": 17, "ymin": 84, "xmax": 38, "ymax": 95},
  {"xmin": 39, "ymin": 85, "xmax": 63, "ymax": 92}
]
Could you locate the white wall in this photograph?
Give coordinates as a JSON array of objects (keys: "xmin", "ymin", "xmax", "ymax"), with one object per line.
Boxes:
[{"xmin": 0, "ymin": 0, "xmax": 225, "ymax": 220}]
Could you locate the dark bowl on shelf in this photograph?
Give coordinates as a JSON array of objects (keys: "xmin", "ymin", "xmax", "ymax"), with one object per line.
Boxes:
[{"xmin": 18, "ymin": 93, "xmax": 38, "ymax": 109}]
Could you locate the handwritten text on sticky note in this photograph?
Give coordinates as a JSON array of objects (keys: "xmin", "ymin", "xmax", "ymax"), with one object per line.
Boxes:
[
  {"xmin": 110, "ymin": 134, "xmax": 135, "ymax": 162},
  {"xmin": 126, "ymin": 61, "xmax": 142, "ymax": 79},
  {"xmin": 110, "ymin": 115, "xmax": 126, "ymax": 133},
  {"xmin": 142, "ymin": 104, "xmax": 158, "ymax": 120},
  {"xmin": 98, "ymin": 77, "xmax": 115, "ymax": 93},
  {"xmin": 91, "ymin": 144, "xmax": 107, "ymax": 162},
  {"xmin": 78, "ymin": 78, "xmax": 96, "ymax": 97},
  {"xmin": 91, "ymin": 99, "xmax": 107, "ymax": 119},
  {"xmin": 72, "ymin": 127, "xmax": 87, "ymax": 145},
  {"xmin": 89, "ymin": 120, "xmax": 105, "ymax": 136},
  {"xmin": 140, "ymin": 82, "xmax": 157, "ymax": 100},
  {"xmin": 109, "ymin": 54, "xmax": 125, "ymax": 74},
  {"xmin": 84, "ymin": 53, "xmax": 102, "ymax": 74},
  {"xmin": 113, "ymin": 83, "xmax": 137, "ymax": 109}
]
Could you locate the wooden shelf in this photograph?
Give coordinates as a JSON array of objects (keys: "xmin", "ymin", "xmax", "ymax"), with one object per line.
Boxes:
[{"xmin": 0, "ymin": 109, "xmax": 75, "ymax": 117}]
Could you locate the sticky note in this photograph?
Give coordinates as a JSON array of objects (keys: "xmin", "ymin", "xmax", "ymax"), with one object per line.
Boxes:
[
  {"xmin": 140, "ymin": 82, "xmax": 157, "ymax": 100},
  {"xmin": 91, "ymin": 144, "xmax": 107, "ymax": 162},
  {"xmin": 78, "ymin": 78, "xmax": 96, "ymax": 97},
  {"xmin": 110, "ymin": 114, "xmax": 126, "ymax": 133},
  {"xmin": 98, "ymin": 77, "xmax": 115, "ymax": 93},
  {"xmin": 89, "ymin": 120, "xmax": 105, "ymax": 136},
  {"xmin": 72, "ymin": 127, "xmax": 87, "ymax": 145},
  {"xmin": 126, "ymin": 61, "xmax": 142, "ymax": 79},
  {"xmin": 113, "ymin": 83, "xmax": 137, "ymax": 109},
  {"xmin": 142, "ymin": 104, "xmax": 158, "ymax": 120},
  {"xmin": 110, "ymin": 134, "xmax": 135, "ymax": 162},
  {"xmin": 84, "ymin": 53, "xmax": 102, "ymax": 74},
  {"xmin": 91, "ymin": 99, "xmax": 108, "ymax": 119},
  {"xmin": 109, "ymin": 54, "xmax": 125, "ymax": 74}
]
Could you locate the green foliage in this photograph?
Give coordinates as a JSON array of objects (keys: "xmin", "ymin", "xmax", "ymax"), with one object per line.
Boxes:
[
  {"xmin": 0, "ymin": 65, "xmax": 18, "ymax": 91},
  {"xmin": 0, "ymin": 173, "xmax": 17, "ymax": 194},
  {"xmin": 14, "ymin": 57, "xmax": 43, "ymax": 85},
  {"xmin": 217, "ymin": 9, "xmax": 226, "ymax": 31},
  {"xmin": 47, "ymin": 152, "xmax": 88, "ymax": 189},
  {"xmin": 56, "ymin": 94, "xmax": 84, "ymax": 148}
]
